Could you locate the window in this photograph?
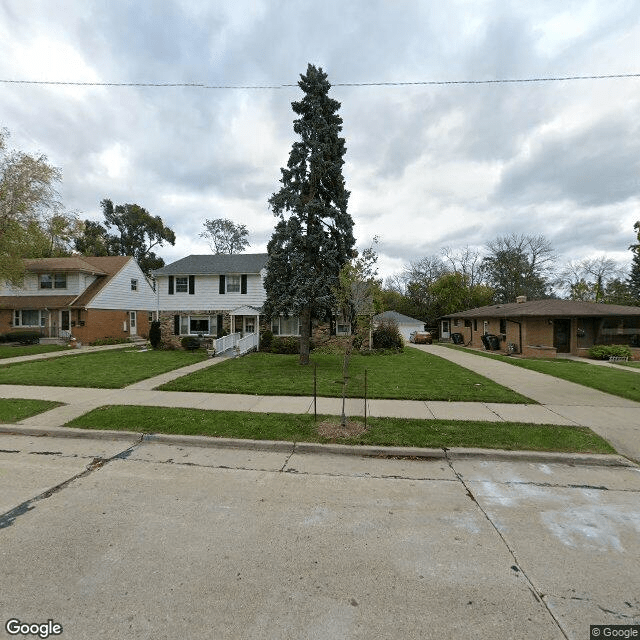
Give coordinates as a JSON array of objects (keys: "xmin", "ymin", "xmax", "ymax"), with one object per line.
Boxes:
[
  {"xmin": 272, "ymin": 316, "xmax": 300, "ymax": 336},
  {"xmin": 40, "ymin": 274, "xmax": 67, "ymax": 289},
  {"xmin": 14, "ymin": 310, "xmax": 41, "ymax": 326},
  {"xmin": 453, "ymin": 319, "xmax": 459, "ymax": 327},
  {"xmin": 500, "ymin": 319, "xmax": 507, "ymax": 334},
  {"xmin": 227, "ymin": 275, "xmax": 241, "ymax": 293},
  {"xmin": 177, "ymin": 315, "xmax": 211, "ymax": 335},
  {"xmin": 464, "ymin": 320, "xmax": 471, "ymax": 328},
  {"xmin": 131, "ymin": 279, "xmax": 138, "ymax": 291},
  {"xmin": 175, "ymin": 277, "xmax": 188, "ymax": 293},
  {"xmin": 473, "ymin": 319, "xmax": 477, "ymax": 331}
]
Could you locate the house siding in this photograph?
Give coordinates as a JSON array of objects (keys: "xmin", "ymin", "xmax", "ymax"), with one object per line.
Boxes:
[
  {"xmin": 0, "ymin": 272, "xmax": 88, "ymax": 297},
  {"xmin": 88, "ymin": 259, "xmax": 156, "ymax": 310},
  {"xmin": 155, "ymin": 272, "xmax": 266, "ymax": 312}
]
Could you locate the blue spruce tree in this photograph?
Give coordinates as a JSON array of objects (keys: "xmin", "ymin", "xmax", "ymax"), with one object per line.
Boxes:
[{"xmin": 264, "ymin": 64, "xmax": 355, "ymax": 364}]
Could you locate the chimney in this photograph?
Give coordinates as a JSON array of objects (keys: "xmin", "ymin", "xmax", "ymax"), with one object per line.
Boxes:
[{"xmin": 516, "ymin": 296, "xmax": 527, "ymax": 304}]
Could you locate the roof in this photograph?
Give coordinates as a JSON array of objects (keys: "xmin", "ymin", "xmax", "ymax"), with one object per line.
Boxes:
[
  {"xmin": 152, "ymin": 253, "xmax": 268, "ymax": 276},
  {"xmin": 0, "ymin": 256, "xmax": 133, "ymax": 310},
  {"xmin": 445, "ymin": 299, "xmax": 640, "ymax": 319},
  {"xmin": 374, "ymin": 310, "xmax": 425, "ymax": 325},
  {"xmin": 0, "ymin": 295, "xmax": 77, "ymax": 310}
]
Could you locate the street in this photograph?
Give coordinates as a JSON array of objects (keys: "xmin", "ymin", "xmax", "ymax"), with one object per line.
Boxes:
[{"xmin": 1, "ymin": 432, "xmax": 639, "ymax": 639}]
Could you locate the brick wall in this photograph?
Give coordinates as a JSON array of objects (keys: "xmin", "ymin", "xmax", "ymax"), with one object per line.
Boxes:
[{"xmin": 158, "ymin": 310, "xmax": 231, "ymax": 348}]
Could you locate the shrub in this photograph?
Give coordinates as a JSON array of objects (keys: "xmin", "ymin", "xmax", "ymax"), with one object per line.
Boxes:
[
  {"xmin": 260, "ymin": 329, "xmax": 273, "ymax": 352},
  {"xmin": 149, "ymin": 321, "xmax": 162, "ymax": 349},
  {"xmin": 89, "ymin": 337, "xmax": 130, "ymax": 346},
  {"xmin": 270, "ymin": 336, "xmax": 301, "ymax": 354},
  {"xmin": 6, "ymin": 331, "xmax": 40, "ymax": 345},
  {"xmin": 181, "ymin": 336, "xmax": 201, "ymax": 351},
  {"xmin": 589, "ymin": 345, "xmax": 632, "ymax": 360},
  {"xmin": 372, "ymin": 319, "xmax": 404, "ymax": 351}
]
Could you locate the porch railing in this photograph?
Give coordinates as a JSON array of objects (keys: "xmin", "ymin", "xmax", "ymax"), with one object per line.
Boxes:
[{"xmin": 212, "ymin": 332, "xmax": 258, "ymax": 356}]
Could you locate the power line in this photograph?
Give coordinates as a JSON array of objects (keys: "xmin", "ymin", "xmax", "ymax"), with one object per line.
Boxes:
[{"xmin": 0, "ymin": 72, "xmax": 639, "ymax": 89}]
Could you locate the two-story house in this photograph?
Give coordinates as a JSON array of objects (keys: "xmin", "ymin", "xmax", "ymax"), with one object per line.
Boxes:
[
  {"xmin": 0, "ymin": 256, "xmax": 157, "ymax": 343},
  {"xmin": 153, "ymin": 253, "xmax": 299, "ymax": 345}
]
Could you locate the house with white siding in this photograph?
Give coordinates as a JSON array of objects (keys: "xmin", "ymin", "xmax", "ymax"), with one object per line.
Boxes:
[
  {"xmin": 0, "ymin": 256, "xmax": 157, "ymax": 343},
  {"xmin": 152, "ymin": 254, "xmax": 284, "ymax": 345}
]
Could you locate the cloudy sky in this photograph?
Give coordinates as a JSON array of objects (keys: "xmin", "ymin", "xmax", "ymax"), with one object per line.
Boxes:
[{"xmin": 1, "ymin": 0, "xmax": 639, "ymax": 280}]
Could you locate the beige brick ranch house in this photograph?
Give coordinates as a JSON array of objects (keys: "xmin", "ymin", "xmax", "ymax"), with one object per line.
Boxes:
[{"xmin": 440, "ymin": 297, "xmax": 640, "ymax": 359}]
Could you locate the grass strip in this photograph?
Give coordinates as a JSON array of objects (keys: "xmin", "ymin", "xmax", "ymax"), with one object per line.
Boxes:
[
  {"xmin": 0, "ymin": 345, "xmax": 70, "ymax": 359},
  {"xmin": 66, "ymin": 405, "xmax": 615, "ymax": 454},
  {"xmin": 0, "ymin": 398, "xmax": 63, "ymax": 423},
  {"xmin": 0, "ymin": 349, "xmax": 207, "ymax": 389},
  {"xmin": 159, "ymin": 350, "xmax": 533, "ymax": 403},
  {"xmin": 441, "ymin": 344, "xmax": 640, "ymax": 403}
]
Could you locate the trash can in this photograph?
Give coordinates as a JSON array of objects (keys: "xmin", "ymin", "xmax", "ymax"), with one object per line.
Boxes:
[
  {"xmin": 486, "ymin": 334, "xmax": 500, "ymax": 350},
  {"xmin": 480, "ymin": 334, "xmax": 491, "ymax": 350},
  {"xmin": 451, "ymin": 333, "xmax": 464, "ymax": 345}
]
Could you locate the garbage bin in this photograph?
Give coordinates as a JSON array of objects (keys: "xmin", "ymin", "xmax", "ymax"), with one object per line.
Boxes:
[
  {"xmin": 451, "ymin": 333, "xmax": 464, "ymax": 345},
  {"xmin": 480, "ymin": 334, "xmax": 491, "ymax": 350},
  {"xmin": 486, "ymin": 334, "xmax": 500, "ymax": 350}
]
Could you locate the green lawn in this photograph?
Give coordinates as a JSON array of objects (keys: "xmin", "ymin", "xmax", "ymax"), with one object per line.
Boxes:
[
  {"xmin": 159, "ymin": 349, "xmax": 533, "ymax": 403},
  {"xmin": 66, "ymin": 405, "xmax": 615, "ymax": 454},
  {"xmin": 442, "ymin": 344, "xmax": 640, "ymax": 402},
  {"xmin": 0, "ymin": 398, "xmax": 62, "ymax": 422},
  {"xmin": 0, "ymin": 344, "xmax": 70, "ymax": 359},
  {"xmin": 0, "ymin": 349, "xmax": 207, "ymax": 388}
]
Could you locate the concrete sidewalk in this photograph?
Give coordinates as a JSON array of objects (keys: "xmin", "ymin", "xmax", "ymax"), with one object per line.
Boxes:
[
  {"xmin": 412, "ymin": 344, "xmax": 640, "ymax": 461},
  {"xmin": 1, "ymin": 344, "xmax": 639, "ymax": 462}
]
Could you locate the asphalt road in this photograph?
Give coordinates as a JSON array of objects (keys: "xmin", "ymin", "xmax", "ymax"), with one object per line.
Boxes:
[{"xmin": 1, "ymin": 433, "xmax": 639, "ymax": 640}]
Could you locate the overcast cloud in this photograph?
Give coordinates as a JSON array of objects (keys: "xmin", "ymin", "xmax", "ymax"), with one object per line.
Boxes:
[{"xmin": 1, "ymin": 0, "xmax": 639, "ymax": 280}]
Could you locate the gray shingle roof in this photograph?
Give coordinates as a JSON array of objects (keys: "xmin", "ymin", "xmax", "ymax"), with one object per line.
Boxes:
[
  {"xmin": 445, "ymin": 299, "xmax": 640, "ymax": 318},
  {"xmin": 152, "ymin": 253, "xmax": 268, "ymax": 276},
  {"xmin": 374, "ymin": 310, "xmax": 425, "ymax": 324}
]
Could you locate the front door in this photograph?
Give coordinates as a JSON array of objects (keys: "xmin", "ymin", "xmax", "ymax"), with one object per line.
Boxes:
[
  {"xmin": 244, "ymin": 316, "xmax": 255, "ymax": 334},
  {"xmin": 553, "ymin": 319, "xmax": 571, "ymax": 353},
  {"xmin": 441, "ymin": 320, "xmax": 450, "ymax": 340},
  {"xmin": 129, "ymin": 311, "xmax": 137, "ymax": 335},
  {"xmin": 60, "ymin": 310, "xmax": 70, "ymax": 338}
]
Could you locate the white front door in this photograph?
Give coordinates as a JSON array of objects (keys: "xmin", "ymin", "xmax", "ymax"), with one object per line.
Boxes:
[
  {"xmin": 129, "ymin": 311, "xmax": 137, "ymax": 335},
  {"xmin": 441, "ymin": 320, "xmax": 450, "ymax": 339},
  {"xmin": 244, "ymin": 316, "xmax": 255, "ymax": 334}
]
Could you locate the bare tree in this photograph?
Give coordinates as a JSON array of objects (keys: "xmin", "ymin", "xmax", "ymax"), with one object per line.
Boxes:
[
  {"xmin": 200, "ymin": 218, "xmax": 250, "ymax": 254},
  {"xmin": 442, "ymin": 245, "xmax": 483, "ymax": 287}
]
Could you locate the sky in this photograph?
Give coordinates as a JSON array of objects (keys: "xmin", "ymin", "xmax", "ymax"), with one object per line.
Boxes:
[{"xmin": 1, "ymin": 0, "xmax": 639, "ymax": 282}]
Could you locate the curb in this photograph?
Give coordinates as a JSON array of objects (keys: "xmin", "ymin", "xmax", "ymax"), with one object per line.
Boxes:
[{"xmin": 0, "ymin": 423, "xmax": 635, "ymax": 468}]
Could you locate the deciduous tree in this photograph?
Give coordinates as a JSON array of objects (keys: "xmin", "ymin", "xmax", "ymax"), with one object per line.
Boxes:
[{"xmin": 199, "ymin": 218, "xmax": 250, "ymax": 254}]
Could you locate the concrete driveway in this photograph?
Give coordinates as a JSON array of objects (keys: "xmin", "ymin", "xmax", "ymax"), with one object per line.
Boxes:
[{"xmin": 1, "ymin": 433, "xmax": 639, "ymax": 639}]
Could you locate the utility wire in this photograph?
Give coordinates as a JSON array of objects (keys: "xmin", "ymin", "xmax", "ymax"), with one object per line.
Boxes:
[{"xmin": 0, "ymin": 72, "xmax": 639, "ymax": 89}]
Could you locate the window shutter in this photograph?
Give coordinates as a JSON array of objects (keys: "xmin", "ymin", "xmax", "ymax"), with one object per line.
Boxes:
[
  {"xmin": 174, "ymin": 315, "xmax": 180, "ymax": 335},
  {"xmin": 219, "ymin": 275, "xmax": 226, "ymax": 294},
  {"xmin": 168, "ymin": 276, "xmax": 174, "ymax": 295},
  {"xmin": 189, "ymin": 275, "xmax": 195, "ymax": 295},
  {"xmin": 241, "ymin": 274, "xmax": 247, "ymax": 294},
  {"xmin": 216, "ymin": 314, "xmax": 223, "ymax": 336}
]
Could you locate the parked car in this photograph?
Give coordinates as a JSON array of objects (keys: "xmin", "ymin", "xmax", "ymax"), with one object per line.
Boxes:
[{"xmin": 409, "ymin": 331, "xmax": 432, "ymax": 344}]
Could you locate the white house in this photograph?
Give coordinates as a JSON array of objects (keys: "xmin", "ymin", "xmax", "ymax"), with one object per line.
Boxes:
[
  {"xmin": 0, "ymin": 256, "xmax": 157, "ymax": 342},
  {"xmin": 152, "ymin": 254, "xmax": 290, "ymax": 344}
]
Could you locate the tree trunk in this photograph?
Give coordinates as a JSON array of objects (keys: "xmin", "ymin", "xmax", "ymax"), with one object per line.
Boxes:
[{"xmin": 299, "ymin": 305, "xmax": 311, "ymax": 365}]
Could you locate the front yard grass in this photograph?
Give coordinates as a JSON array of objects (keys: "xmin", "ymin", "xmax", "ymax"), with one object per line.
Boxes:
[
  {"xmin": 442, "ymin": 344, "xmax": 640, "ymax": 402},
  {"xmin": 0, "ymin": 349, "xmax": 207, "ymax": 388},
  {"xmin": 0, "ymin": 398, "xmax": 62, "ymax": 422},
  {"xmin": 66, "ymin": 405, "xmax": 615, "ymax": 454},
  {"xmin": 0, "ymin": 344, "xmax": 70, "ymax": 359},
  {"xmin": 159, "ymin": 349, "xmax": 533, "ymax": 403}
]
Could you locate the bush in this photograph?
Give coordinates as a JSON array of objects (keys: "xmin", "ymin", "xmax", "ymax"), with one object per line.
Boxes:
[
  {"xmin": 181, "ymin": 336, "xmax": 201, "ymax": 351},
  {"xmin": 260, "ymin": 329, "xmax": 273, "ymax": 352},
  {"xmin": 89, "ymin": 337, "xmax": 130, "ymax": 346},
  {"xmin": 372, "ymin": 319, "xmax": 404, "ymax": 351},
  {"xmin": 588, "ymin": 345, "xmax": 632, "ymax": 360},
  {"xmin": 6, "ymin": 331, "xmax": 40, "ymax": 345},
  {"xmin": 149, "ymin": 321, "xmax": 162, "ymax": 349},
  {"xmin": 270, "ymin": 336, "xmax": 302, "ymax": 354}
]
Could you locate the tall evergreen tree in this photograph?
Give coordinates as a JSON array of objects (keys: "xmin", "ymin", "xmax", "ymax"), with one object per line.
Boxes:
[
  {"xmin": 263, "ymin": 64, "xmax": 355, "ymax": 365},
  {"xmin": 628, "ymin": 221, "xmax": 640, "ymax": 303}
]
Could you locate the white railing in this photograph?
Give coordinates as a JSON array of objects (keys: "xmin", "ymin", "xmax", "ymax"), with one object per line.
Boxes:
[
  {"xmin": 214, "ymin": 332, "xmax": 241, "ymax": 354},
  {"xmin": 236, "ymin": 332, "xmax": 258, "ymax": 355},
  {"xmin": 212, "ymin": 332, "xmax": 258, "ymax": 356}
]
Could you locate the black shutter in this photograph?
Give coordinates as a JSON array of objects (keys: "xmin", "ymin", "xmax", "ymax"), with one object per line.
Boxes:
[
  {"xmin": 241, "ymin": 274, "xmax": 247, "ymax": 294},
  {"xmin": 216, "ymin": 314, "xmax": 223, "ymax": 336},
  {"xmin": 168, "ymin": 276, "xmax": 174, "ymax": 295},
  {"xmin": 219, "ymin": 275, "xmax": 226, "ymax": 294},
  {"xmin": 174, "ymin": 315, "xmax": 180, "ymax": 335},
  {"xmin": 189, "ymin": 275, "xmax": 195, "ymax": 295}
]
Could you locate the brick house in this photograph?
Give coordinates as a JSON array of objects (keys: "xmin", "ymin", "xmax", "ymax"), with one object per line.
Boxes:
[
  {"xmin": 0, "ymin": 256, "xmax": 156, "ymax": 343},
  {"xmin": 440, "ymin": 297, "xmax": 640, "ymax": 359}
]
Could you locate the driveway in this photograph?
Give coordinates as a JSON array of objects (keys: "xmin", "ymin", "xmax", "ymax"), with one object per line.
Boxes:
[
  {"xmin": 412, "ymin": 345, "xmax": 640, "ymax": 463},
  {"xmin": 1, "ymin": 433, "xmax": 639, "ymax": 639}
]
